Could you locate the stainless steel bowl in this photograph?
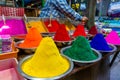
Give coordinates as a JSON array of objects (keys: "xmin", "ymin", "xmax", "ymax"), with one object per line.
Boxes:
[
  {"xmin": 60, "ymin": 46, "xmax": 102, "ymax": 64},
  {"xmin": 17, "ymin": 55, "xmax": 74, "ymax": 80},
  {"xmin": 15, "ymin": 40, "xmax": 36, "ymax": 54},
  {"xmin": 41, "ymin": 32, "xmax": 55, "ymax": 37},
  {"xmin": 15, "ymin": 40, "xmax": 37, "ymax": 49}
]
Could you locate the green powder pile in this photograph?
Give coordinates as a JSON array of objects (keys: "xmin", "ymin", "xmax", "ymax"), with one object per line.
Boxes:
[{"xmin": 64, "ymin": 36, "xmax": 97, "ymax": 61}]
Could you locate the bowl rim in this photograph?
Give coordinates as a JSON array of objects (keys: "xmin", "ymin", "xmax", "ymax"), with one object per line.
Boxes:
[
  {"xmin": 15, "ymin": 40, "xmax": 37, "ymax": 49},
  {"xmin": 60, "ymin": 46, "xmax": 102, "ymax": 63},
  {"xmin": 17, "ymin": 54, "xmax": 74, "ymax": 80}
]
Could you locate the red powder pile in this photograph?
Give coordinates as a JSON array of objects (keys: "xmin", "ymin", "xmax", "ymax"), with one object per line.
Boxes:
[
  {"xmin": 88, "ymin": 25, "xmax": 98, "ymax": 35},
  {"xmin": 72, "ymin": 24, "xmax": 86, "ymax": 37},
  {"xmin": 54, "ymin": 24, "xmax": 71, "ymax": 41},
  {"xmin": 44, "ymin": 19, "xmax": 59, "ymax": 32},
  {"xmin": 19, "ymin": 27, "xmax": 42, "ymax": 48}
]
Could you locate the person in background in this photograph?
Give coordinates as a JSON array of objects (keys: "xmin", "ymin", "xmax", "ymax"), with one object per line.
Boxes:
[{"xmin": 39, "ymin": 0, "xmax": 88, "ymax": 23}]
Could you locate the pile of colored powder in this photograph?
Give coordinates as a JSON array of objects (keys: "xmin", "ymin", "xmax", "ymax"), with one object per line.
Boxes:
[
  {"xmin": 22, "ymin": 37, "xmax": 69, "ymax": 77},
  {"xmin": 90, "ymin": 33, "xmax": 112, "ymax": 51},
  {"xmin": 105, "ymin": 30, "xmax": 120, "ymax": 45},
  {"xmin": 64, "ymin": 21, "xmax": 76, "ymax": 31},
  {"xmin": 44, "ymin": 19, "xmax": 59, "ymax": 32},
  {"xmin": 0, "ymin": 19, "xmax": 27, "ymax": 36},
  {"xmin": 19, "ymin": 27, "xmax": 42, "ymax": 48},
  {"xmin": 54, "ymin": 24, "xmax": 71, "ymax": 41},
  {"xmin": 64, "ymin": 36, "xmax": 97, "ymax": 61},
  {"xmin": 65, "ymin": 25, "xmax": 76, "ymax": 31},
  {"xmin": 26, "ymin": 21, "xmax": 48, "ymax": 33},
  {"xmin": 72, "ymin": 24, "xmax": 86, "ymax": 37},
  {"xmin": 88, "ymin": 25, "xmax": 98, "ymax": 35}
]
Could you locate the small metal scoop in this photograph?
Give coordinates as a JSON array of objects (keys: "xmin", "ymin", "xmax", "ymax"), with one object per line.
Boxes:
[{"xmin": 0, "ymin": 15, "xmax": 10, "ymax": 32}]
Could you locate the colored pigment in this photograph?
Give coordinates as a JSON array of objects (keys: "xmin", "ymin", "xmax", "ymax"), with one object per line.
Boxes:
[
  {"xmin": 44, "ymin": 19, "xmax": 59, "ymax": 32},
  {"xmin": 26, "ymin": 21, "xmax": 48, "ymax": 33},
  {"xmin": 0, "ymin": 19, "xmax": 27, "ymax": 36},
  {"xmin": 90, "ymin": 33, "xmax": 112, "ymax": 51},
  {"xmin": 64, "ymin": 36, "xmax": 97, "ymax": 61},
  {"xmin": 64, "ymin": 21, "xmax": 76, "ymax": 31},
  {"xmin": 105, "ymin": 30, "xmax": 120, "ymax": 45},
  {"xmin": 54, "ymin": 24, "xmax": 71, "ymax": 41},
  {"xmin": 19, "ymin": 27, "xmax": 42, "ymax": 48},
  {"xmin": 72, "ymin": 24, "xmax": 86, "ymax": 37},
  {"xmin": 22, "ymin": 37, "xmax": 69, "ymax": 77},
  {"xmin": 65, "ymin": 25, "xmax": 76, "ymax": 31},
  {"xmin": 88, "ymin": 25, "xmax": 98, "ymax": 35}
]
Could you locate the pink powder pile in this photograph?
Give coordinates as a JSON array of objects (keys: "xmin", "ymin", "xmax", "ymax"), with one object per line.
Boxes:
[{"xmin": 105, "ymin": 30, "xmax": 120, "ymax": 45}]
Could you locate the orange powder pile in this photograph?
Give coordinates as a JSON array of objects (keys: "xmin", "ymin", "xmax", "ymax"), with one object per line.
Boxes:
[
  {"xmin": 26, "ymin": 21, "xmax": 48, "ymax": 33},
  {"xmin": 22, "ymin": 37, "xmax": 70, "ymax": 78},
  {"xmin": 19, "ymin": 27, "xmax": 42, "ymax": 48}
]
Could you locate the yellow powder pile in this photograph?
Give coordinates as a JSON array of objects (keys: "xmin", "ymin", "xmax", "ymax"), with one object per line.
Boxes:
[
  {"xmin": 19, "ymin": 27, "xmax": 42, "ymax": 48},
  {"xmin": 66, "ymin": 25, "xmax": 76, "ymax": 31},
  {"xmin": 26, "ymin": 21, "xmax": 48, "ymax": 33},
  {"xmin": 22, "ymin": 37, "xmax": 70, "ymax": 78}
]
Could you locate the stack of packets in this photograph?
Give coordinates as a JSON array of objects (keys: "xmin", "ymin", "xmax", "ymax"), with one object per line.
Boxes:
[{"xmin": 0, "ymin": 35, "xmax": 12, "ymax": 53}]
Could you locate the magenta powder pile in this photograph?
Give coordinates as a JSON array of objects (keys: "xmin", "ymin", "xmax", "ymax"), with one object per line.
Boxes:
[
  {"xmin": 0, "ymin": 19, "xmax": 27, "ymax": 36},
  {"xmin": 105, "ymin": 30, "xmax": 120, "ymax": 45}
]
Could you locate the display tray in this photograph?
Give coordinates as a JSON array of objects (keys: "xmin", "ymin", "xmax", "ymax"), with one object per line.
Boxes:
[
  {"xmin": 13, "ymin": 34, "xmax": 26, "ymax": 40},
  {"xmin": 0, "ymin": 42, "xmax": 19, "ymax": 60}
]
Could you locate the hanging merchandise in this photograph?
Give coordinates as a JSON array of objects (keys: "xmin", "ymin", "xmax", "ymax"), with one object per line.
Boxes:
[{"xmin": 71, "ymin": 0, "xmax": 80, "ymax": 12}]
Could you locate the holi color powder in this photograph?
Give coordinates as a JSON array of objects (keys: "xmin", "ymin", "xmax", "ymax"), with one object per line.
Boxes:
[
  {"xmin": 90, "ymin": 33, "xmax": 112, "ymax": 51},
  {"xmin": 64, "ymin": 36, "xmax": 97, "ymax": 61},
  {"xmin": 88, "ymin": 25, "xmax": 98, "ymax": 35},
  {"xmin": 105, "ymin": 30, "xmax": 120, "ymax": 45},
  {"xmin": 26, "ymin": 21, "xmax": 48, "ymax": 33},
  {"xmin": 72, "ymin": 24, "xmax": 86, "ymax": 37},
  {"xmin": 19, "ymin": 27, "xmax": 42, "ymax": 48},
  {"xmin": 54, "ymin": 24, "xmax": 71, "ymax": 41},
  {"xmin": 0, "ymin": 19, "xmax": 27, "ymax": 36},
  {"xmin": 44, "ymin": 19, "xmax": 59, "ymax": 32},
  {"xmin": 22, "ymin": 37, "xmax": 69, "ymax": 77}
]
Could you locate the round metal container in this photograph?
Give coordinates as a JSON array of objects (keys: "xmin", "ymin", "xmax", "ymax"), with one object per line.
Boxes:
[
  {"xmin": 41, "ymin": 32, "xmax": 55, "ymax": 37},
  {"xmin": 17, "ymin": 55, "xmax": 74, "ymax": 80},
  {"xmin": 15, "ymin": 40, "xmax": 37, "ymax": 49},
  {"xmin": 60, "ymin": 46, "xmax": 102, "ymax": 64},
  {"xmin": 15, "ymin": 40, "xmax": 36, "ymax": 54}
]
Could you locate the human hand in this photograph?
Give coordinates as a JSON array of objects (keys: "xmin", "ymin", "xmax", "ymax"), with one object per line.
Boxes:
[
  {"xmin": 81, "ymin": 16, "xmax": 88, "ymax": 25},
  {"xmin": 81, "ymin": 16, "xmax": 88, "ymax": 22}
]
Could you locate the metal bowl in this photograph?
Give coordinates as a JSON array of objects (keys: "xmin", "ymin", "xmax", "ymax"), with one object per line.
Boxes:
[
  {"xmin": 15, "ymin": 40, "xmax": 37, "ymax": 49},
  {"xmin": 17, "ymin": 55, "xmax": 74, "ymax": 80},
  {"xmin": 54, "ymin": 39, "xmax": 74, "ymax": 48},
  {"xmin": 60, "ymin": 46, "xmax": 102, "ymax": 64},
  {"xmin": 15, "ymin": 40, "xmax": 36, "ymax": 54},
  {"xmin": 41, "ymin": 32, "xmax": 55, "ymax": 37}
]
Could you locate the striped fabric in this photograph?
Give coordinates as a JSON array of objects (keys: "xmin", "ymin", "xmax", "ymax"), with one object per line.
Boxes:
[{"xmin": 39, "ymin": 0, "xmax": 82, "ymax": 21}]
